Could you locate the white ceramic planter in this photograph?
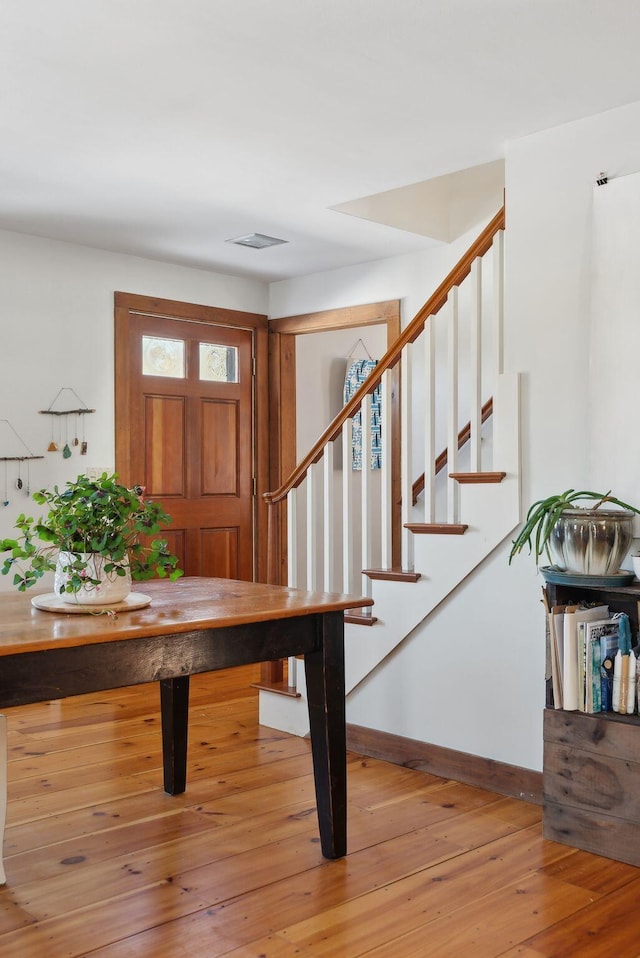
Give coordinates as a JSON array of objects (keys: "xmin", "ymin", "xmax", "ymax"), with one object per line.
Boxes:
[
  {"xmin": 549, "ymin": 509, "xmax": 634, "ymax": 575},
  {"xmin": 55, "ymin": 552, "xmax": 132, "ymax": 605}
]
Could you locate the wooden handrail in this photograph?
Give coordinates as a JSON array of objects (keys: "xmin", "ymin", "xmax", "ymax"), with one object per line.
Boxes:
[
  {"xmin": 412, "ymin": 398, "xmax": 494, "ymax": 505},
  {"xmin": 263, "ymin": 206, "xmax": 505, "ymax": 507}
]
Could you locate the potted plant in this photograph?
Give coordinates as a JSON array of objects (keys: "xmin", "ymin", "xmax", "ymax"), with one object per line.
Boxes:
[
  {"xmin": 0, "ymin": 472, "xmax": 183, "ymax": 603},
  {"xmin": 508, "ymin": 488, "xmax": 640, "ymax": 575}
]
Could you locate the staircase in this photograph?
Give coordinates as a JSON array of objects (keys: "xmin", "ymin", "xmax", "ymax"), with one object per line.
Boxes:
[{"xmin": 259, "ymin": 207, "xmax": 520, "ymax": 736}]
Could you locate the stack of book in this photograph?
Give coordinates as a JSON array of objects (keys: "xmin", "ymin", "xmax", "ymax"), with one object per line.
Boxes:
[{"xmin": 547, "ymin": 601, "xmax": 638, "ymax": 713}]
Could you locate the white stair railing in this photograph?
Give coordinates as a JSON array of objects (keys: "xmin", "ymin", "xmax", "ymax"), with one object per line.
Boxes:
[{"xmin": 263, "ymin": 209, "xmax": 506, "ymax": 693}]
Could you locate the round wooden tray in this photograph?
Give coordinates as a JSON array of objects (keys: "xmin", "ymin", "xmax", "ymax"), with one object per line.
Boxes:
[{"xmin": 31, "ymin": 592, "xmax": 152, "ymax": 614}]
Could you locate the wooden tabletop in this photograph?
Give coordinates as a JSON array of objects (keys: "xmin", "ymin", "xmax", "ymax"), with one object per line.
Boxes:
[{"xmin": 0, "ymin": 577, "xmax": 373, "ymax": 656}]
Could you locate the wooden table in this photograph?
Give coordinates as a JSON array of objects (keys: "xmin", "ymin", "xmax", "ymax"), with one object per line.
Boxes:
[{"xmin": 0, "ymin": 577, "xmax": 372, "ymax": 885}]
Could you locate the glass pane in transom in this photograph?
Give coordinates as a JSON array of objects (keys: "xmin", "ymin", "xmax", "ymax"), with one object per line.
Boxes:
[
  {"xmin": 199, "ymin": 343, "xmax": 239, "ymax": 382},
  {"xmin": 142, "ymin": 335, "xmax": 185, "ymax": 378}
]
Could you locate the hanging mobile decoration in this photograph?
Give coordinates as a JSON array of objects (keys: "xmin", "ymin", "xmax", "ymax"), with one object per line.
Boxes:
[
  {"xmin": 0, "ymin": 421, "xmax": 43, "ymax": 499},
  {"xmin": 24, "ymin": 458, "xmax": 30, "ymax": 496},
  {"xmin": 62, "ymin": 415, "xmax": 72, "ymax": 459},
  {"xmin": 47, "ymin": 416, "xmax": 58, "ymax": 453},
  {"xmin": 39, "ymin": 387, "xmax": 95, "ymax": 458}
]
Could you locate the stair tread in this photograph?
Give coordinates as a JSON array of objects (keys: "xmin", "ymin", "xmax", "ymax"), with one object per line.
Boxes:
[
  {"xmin": 364, "ymin": 568, "xmax": 421, "ymax": 582},
  {"xmin": 405, "ymin": 523, "xmax": 468, "ymax": 535},
  {"xmin": 345, "ymin": 613, "xmax": 379, "ymax": 626},
  {"xmin": 251, "ymin": 680, "xmax": 301, "ymax": 698},
  {"xmin": 449, "ymin": 471, "xmax": 506, "ymax": 484}
]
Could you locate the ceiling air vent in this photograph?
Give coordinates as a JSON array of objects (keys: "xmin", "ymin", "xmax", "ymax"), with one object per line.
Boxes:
[{"xmin": 227, "ymin": 232, "xmax": 288, "ymax": 249}]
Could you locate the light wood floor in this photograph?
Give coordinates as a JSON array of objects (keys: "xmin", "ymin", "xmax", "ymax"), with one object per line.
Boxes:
[{"xmin": 1, "ymin": 667, "xmax": 639, "ymax": 958}]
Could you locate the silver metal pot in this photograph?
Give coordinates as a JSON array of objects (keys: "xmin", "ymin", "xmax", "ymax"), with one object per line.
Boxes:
[{"xmin": 549, "ymin": 508, "xmax": 634, "ymax": 575}]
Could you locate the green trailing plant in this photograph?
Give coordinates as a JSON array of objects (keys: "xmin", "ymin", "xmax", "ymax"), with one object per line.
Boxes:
[
  {"xmin": 0, "ymin": 472, "xmax": 183, "ymax": 593},
  {"xmin": 508, "ymin": 488, "xmax": 640, "ymax": 567}
]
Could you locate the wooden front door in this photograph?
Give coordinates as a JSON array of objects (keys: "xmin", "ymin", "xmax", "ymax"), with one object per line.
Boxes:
[{"xmin": 115, "ymin": 293, "xmax": 269, "ymax": 582}]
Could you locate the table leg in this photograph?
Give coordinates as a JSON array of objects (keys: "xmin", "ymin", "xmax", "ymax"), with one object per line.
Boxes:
[
  {"xmin": 0, "ymin": 714, "xmax": 7, "ymax": 885},
  {"xmin": 304, "ymin": 611, "xmax": 347, "ymax": 859},
  {"xmin": 160, "ymin": 676, "xmax": 190, "ymax": 795}
]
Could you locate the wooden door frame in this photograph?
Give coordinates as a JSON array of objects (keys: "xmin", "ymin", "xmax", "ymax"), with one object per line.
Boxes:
[
  {"xmin": 268, "ymin": 300, "xmax": 402, "ymax": 584},
  {"xmin": 114, "ymin": 292, "xmax": 270, "ymax": 583}
]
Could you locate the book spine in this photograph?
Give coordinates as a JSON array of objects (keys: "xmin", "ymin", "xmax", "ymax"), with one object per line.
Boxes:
[
  {"xmin": 620, "ymin": 653, "xmax": 630, "ymax": 714},
  {"xmin": 627, "ymin": 652, "xmax": 637, "ymax": 714},
  {"xmin": 590, "ymin": 638, "xmax": 601, "ymax": 713},
  {"xmin": 601, "ymin": 655, "xmax": 614, "ymax": 712},
  {"xmin": 613, "ymin": 650, "xmax": 622, "ymax": 712},
  {"xmin": 577, "ymin": 622, "xmax": 586, "ymax": 712}
]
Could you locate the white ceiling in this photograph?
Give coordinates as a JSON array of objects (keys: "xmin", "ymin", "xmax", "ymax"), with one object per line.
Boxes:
[{"xmin": 2, "ymin": 0, "xmax": 640, "ymax": 282}]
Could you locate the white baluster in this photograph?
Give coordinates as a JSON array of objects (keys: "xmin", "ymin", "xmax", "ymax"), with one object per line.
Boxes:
[
  {"xmin": 286, "ymin": 488, "xmax": 298, "ymax": 690},
  {"xmin": 470, "ymin": 257, "xmax": 482, "ymax": 472},
  {"xmin": 306, "ymin": 464, "xmax": 317, "ymax": 591},
  {"xmin": 323, "ymin": 442, "xmax": 334, "ymax": 592},
  {"xmin": 401, "ymin": 347, "xmax": 414, "ymax": 570},
  {"xmin": 447, "ymin": 288, "xmax": 459, "ymax": 524},
  {"xmin": 424, "ymin": 319, "xmax": 436, "ymax": 523},
  {"xmin": 342, "ymin": 418, "xmax": 354, "ymax": 594},
  {"xmin": 361, "ymin": 393, "xmax": 372, "ymax": 589},
  {"xmin": 494, "ymin": 229, "xmax": 505, "ymax": 377},
  {"xmin": 380, "ymin": 370, "xmax": 393, "ymax": 569},
  {"xmin": 287, "ymin": 488, "xmax": 297, "ymax": 588}
]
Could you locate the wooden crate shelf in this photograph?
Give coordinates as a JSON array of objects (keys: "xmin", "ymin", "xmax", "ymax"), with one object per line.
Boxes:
[
  {"xmin": 542, "ymin": 578, "xmax": 640, "ymax": 866},
  {"xmin": 543, "ymin": 707, "xmax": 640, "ymax": 866}
]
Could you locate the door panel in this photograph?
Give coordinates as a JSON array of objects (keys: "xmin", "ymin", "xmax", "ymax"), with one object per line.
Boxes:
[
  {"xmin": 144, "ymin": 396, "xmax": 186, "ymax": 496},
  {"xmin": 201, "ymin": 399, "xmax": 238, "ymax": 496},
  {"xmin": 201, "ymin": 528, "xmax": 239, "ymax": 579},
  {"xmin": 118, "ymin": 311, "xmax": 254, "ymax": 581}
]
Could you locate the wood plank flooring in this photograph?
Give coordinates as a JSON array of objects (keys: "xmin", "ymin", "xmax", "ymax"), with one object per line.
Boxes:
[{"xmin": 1, "ymin": 666, "xmax": 639, "ymax": 957}]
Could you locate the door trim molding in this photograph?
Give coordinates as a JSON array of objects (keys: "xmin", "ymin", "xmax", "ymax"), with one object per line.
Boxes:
[
  {"xmin": 268, "ymin": 300, "xmax": 401, "ymax": 582},
  {"xmin": 114, "ymin": 292, "xmax": 269, "ymax": 582}
]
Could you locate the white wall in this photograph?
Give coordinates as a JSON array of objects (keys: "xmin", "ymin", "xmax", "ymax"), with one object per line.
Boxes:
[
  {"xmin": 270, "ymin": 98, "xmax": 640, "ymax": 773},
  {"xmin": 270, "ymin": 232, "xmax": 482, "ymax": 325},
  {"xmin": 0, "ymin": 229, "xmax": 267, "ymax": 592},
  {"xmin": 294, "ymin": 324, "xmax": 388, "ymax": 456},
  {"xmin": 589, "ymin": 172, "xmax": 640, "ymax": 514}
]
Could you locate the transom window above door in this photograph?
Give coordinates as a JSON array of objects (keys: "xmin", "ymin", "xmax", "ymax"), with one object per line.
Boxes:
[
  {"xmin": 142, "ymin": 335, "xmax": 185, "ymax": 378},
  {"xmin": 199, "ymin": 343, "xmax": 239, "ymax": 383},
  {"xmin": 142, "ymin": 335, "xmax": 239, "ymax": 383}
]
